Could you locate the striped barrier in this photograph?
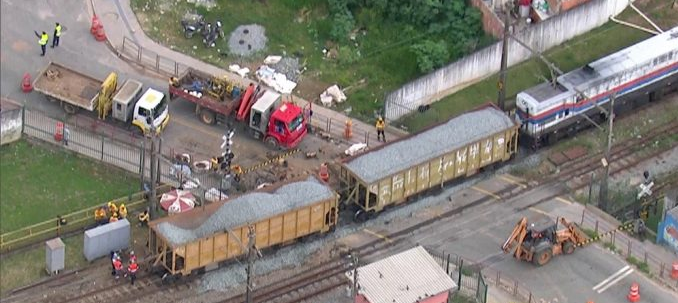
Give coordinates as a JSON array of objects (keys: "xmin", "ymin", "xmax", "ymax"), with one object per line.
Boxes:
[
  {"xmin": 237, "ymin": 149, "xmax": 301, "ymax": 176},
  {"xmin": 577, "ymin": 222, "xmax": 634, "ymax": 247}
]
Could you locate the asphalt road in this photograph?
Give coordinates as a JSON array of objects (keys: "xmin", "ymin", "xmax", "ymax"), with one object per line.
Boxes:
[
  {"xmin": 371, "ymin": 176, "xmax": 678, "ymax": 303},
  {"xmin": 0, "ymin": 0, "xmax": 347, "ymax": 183}
]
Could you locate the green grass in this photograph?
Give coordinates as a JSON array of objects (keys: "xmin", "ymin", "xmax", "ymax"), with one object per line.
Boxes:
[
  {"xmin": 131, "ymin": 0, "xmax": 494, "ymax": 121},
  {"xmin": 645, "ymin": 199, "xmax": 663, "ymax": 233},
  {"xmin": 397, "ymin": 20, "xmax": 652, "ymax": 131},
  {"xmin": 450, "ymin": 293, "xmax": 477, "ymax": 303},
  {"xmin": 626, "ymin": 255, "xmax": 651, "ymax": 274},
  {"xmin": 0, "ymin": 140, "xmax": 137, "ymax": 233},
  {"xmin": 583, "ymin": 228, "xmax": 599, "ymax": 239}
]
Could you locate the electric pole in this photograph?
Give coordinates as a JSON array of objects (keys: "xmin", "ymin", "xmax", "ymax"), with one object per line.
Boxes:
[
  {"xmin": 497, "ymin": 3, "xmax": 511, "ymax": 111},
  {"xmin": 147, "ymin": 123, "xmax": 159, "ymax": 220},
  {"xmin": 598, "ymin": 94, "xmax": 616, "ymax": 211},
  {"xmin": 245, "ymin": 226, "xmax": 257, "ymax": 303},
  {"xmin": 348, "ymin": 250, "xmax": 359, "ymax": 300}
]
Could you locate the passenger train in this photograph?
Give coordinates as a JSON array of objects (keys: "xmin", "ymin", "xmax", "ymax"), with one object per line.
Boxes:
[{"xmin": 515, "ymin": 26, "xmax": 678, "ymax": 148}]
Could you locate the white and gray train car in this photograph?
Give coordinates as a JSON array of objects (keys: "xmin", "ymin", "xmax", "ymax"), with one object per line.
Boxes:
[{"xmin": 515, "ymin": 26, "xmax": 678, "ymax": 148}]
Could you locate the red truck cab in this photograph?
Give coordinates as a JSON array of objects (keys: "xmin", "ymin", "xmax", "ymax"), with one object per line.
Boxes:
[{"xmin": 249, "ymin": 90, "xmax": 307, "ymax": 149}]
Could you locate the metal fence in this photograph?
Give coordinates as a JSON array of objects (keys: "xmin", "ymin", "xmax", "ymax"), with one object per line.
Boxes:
[
  {"xmin": 121, "ymin": 37, "xmax": 185, "ymax": 76},
  {"xmin": 579, "ymin": 209, "xmax": 678, "ymax": 289},
  {"xmin": 426, "ymin": 248, "xmax": 495, "ymax": 303}
]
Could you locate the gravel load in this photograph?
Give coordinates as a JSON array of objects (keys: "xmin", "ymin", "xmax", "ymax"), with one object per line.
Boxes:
[
  {"xmin": 155, "ymin": 176, "xmax": 335, "ymax": 247},
  {"xmin": 272, "ymin": 57, "xmax": 301, "ymax": 82},
  {"xmin": 228, "ymin": 24, "xmax": 267, "ymax": 57},
  {"xmin": 344, "ymin": 107, "xmax": 515, "ymax": 184}
]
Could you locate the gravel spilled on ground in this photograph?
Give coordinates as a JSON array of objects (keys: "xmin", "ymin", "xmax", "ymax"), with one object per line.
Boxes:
[{"xmin": 228, "ymin": 24, "xmax": 267, "ymax": 57}]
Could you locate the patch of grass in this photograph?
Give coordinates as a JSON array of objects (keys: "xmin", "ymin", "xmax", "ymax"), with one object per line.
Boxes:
[
  {"xmin": 131, "ymin": 0, "xmax": 493, "ymax": 121},
  {"xmin": 450, "ymin": 292, "xmax": 477, "ymax": 303},
  {"xmin": 398, "ymin": 19, "xmax": 652, "ymax": 131},
  {"xmin": 583, "ymin": 228, "xmax": 599, "ymax": 239},
  {"xmin": 626, "ymin": 255, "xmax": 650, "ymax": 274},
  {"xmin": 0, "ymin": 221, "xmax": 150, "ymax": 294},
  {"xmin": 603, "ymin": 242, "xmax": 618, "ymax": 253},
  {"xmin": 0, "ymin": 140, "xmax": 137, "ymax": 233},
  {"xmin": 645, "ymin": 199, "xmax": 663, "ymax": 234}
]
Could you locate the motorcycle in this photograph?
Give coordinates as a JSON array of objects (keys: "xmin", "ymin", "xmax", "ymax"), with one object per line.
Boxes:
[
  {"xmin": 203, "ymin": 21, "xmax": 224, "ymax": 48},
  {"xmin": 180, "ymin": 14, "xmax": 205, "ymax": 39}
]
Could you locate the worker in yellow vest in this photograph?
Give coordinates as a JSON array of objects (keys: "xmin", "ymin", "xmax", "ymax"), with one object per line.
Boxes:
[
  {"xmin": 375, "ymin": 117, "xmax": 386, "ymax": 142},
  {"xmin": 108, "ymin": 201, "xmax": 118, "ymax": 218},
  {"xmin": 118, "ymin": 204, "xmax": 128, "ymax": 219},
  {"xmin": 52, "ymin": 22, "xmax": 62, "ymax": 48},
  {"xmin": 34, "ymin": 31, "xmax": 49, "ymax": 56}
]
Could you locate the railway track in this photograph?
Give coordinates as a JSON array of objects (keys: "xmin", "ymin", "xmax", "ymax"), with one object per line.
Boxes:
[{"xmin": 4, "ymin": 107, "xmax": 676, "ymax": 303}]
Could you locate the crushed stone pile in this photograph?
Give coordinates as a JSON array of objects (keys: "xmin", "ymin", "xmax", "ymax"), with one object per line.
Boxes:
[
  {"xmin": 344, "ymin": 106, "xmax": 516, "ymax": 184},
  {"xmin": 155, "ymin": 176, "xmax": 334, "ymax": 247},
  {"xmin": 228, "ymin": 24, "xmax": 267, "ymax": 57},
  {"xmin": 272, "ymin": 57, "xmax": 301, "ymax": 82}
]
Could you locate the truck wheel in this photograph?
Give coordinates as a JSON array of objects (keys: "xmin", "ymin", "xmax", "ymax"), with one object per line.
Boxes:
[
  {"xmin": 563, "ymin": 241, "xmax": 575, "ymax": 255},
  {"xmin": 265, "ymin": 137, "xmax": 279, "ymax": 149},
  {"xmin": 62, "ymin": 103, "xmax": 78, "ymax": 115},
  {"xmin": 533, "ymin": 248, "xmax": 553, "ymax": 266},
  {"xmin": 200, "ymin": 109, "xmax": 216, "ymax": 125}
]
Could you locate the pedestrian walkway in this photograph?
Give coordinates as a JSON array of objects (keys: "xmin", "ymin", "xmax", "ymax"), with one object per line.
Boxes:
[{"xmin": 91, "ymin": 0, "xmax": 406, "ymax": 148}]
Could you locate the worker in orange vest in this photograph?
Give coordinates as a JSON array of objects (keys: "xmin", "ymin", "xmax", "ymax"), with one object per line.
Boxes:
[
  {"xmin": 127, "ymin": 259, "xmax": 139, "ymax": 285},
  {"xmin": 108, "ymin": 202, "xmax": 118, "ymax": 217},
  {"xmin": 94, "ymin": 207, "xmax": 107, "ymax": 225},
  {"xmin": 113, "ymin": 257, "xmax": 123, "ymax": 281}
]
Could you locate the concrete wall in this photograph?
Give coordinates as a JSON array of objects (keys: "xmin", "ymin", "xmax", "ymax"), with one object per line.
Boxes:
[
  {"xmin": 0, "ymin": 99, "xmax": 23, "ymax": 145},
  {"xmin": 84, "ymin": 219, "xmax": 130, "ymax": 261},
  {"xmin": 384, "ymin": 0, "xmax": 632, "ymax": 121}
]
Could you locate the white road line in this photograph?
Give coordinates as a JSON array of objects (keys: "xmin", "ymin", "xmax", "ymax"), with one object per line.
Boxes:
[{"xmin": 592, "ymin": 265, "xmax": 634, "ymax": 293}]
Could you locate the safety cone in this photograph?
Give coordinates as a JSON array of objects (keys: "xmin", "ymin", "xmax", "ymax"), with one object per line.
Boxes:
[
  {"xmin": 344, "ymin": 119, "xmax": 352, "ymax": 139},
  {"xmin": 671, "ymin": 261, "xmax": 678, "ymax": 280},
  {"xmin": 90, "ymin": 14, "xmax": 102, "ymax": 35},
  {"xmin": 627, "ymin": 282, "xmax": 640, "ymax": 302},
  {"xmin": 94, "ymin": 26, "xmax": 107, "ymax": 42},
  {"xmin": 318, "ymin": 163, "xmax": 329, "ymax": 183},
  {"xmin": 21, "ymin": 73, "xmax": 33, "ymax": 93}
]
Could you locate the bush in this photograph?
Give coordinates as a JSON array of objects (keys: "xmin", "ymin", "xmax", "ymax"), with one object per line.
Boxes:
[
  {"xmin": 411, "ymin": 39, "xmax": 449, "ymax": 73},
  {"xmin": 330, "ymin": 12, "xmax": 355, "ymax": 42},
  {"xmin": 337, "ymin": 45, "xmax": 361, "ymax": 64}
]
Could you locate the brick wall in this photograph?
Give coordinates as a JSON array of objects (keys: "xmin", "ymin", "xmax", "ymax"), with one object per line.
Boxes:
[{"xmin": 470, "ymin": 0, "xmax": 505, "ymax": 38}]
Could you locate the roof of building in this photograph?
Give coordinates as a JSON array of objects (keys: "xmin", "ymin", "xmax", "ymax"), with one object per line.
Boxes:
[
  {"xmin": 347, "ymin": 246, "xmax": 457, "ymax": 303},
  {"xmin": 342, "ymin": 105, "xmax": 515, "ymax": 184},
  {"xmin": 152, "ymin": 176, "xmax": 335, "ymax": 247}
]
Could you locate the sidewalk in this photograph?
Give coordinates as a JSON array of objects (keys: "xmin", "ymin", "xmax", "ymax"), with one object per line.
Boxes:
[{"xmin": 91, "ymin": 0, "xmax": 406, "ymax": 148}]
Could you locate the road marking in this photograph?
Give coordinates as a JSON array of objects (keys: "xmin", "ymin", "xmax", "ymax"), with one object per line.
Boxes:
[
  {"xmin": 592, "ymin": 265, "xmax": 634, "ymax": 293},
  {"xmin": 555, "ymin": 196, "xmax": 574, "ymax": 205},
  {"xmin": 498, "ymin": 174, "xmax": 527, "ymax": 189},
  {"xmin": 471, "ymin": 186, "xmax": 501, "ymax": 200},
  {"xmin": 528, "ymin": 207, "xmax": 554, "ymax": 218},
  {"xmin": 363, "ymin": 229, "xmax": 393, "ymax": 243}
]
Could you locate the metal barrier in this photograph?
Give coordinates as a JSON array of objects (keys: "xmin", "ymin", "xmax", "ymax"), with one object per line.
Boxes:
[
  {"xmin": 121, "ymin": 37, "xmax": 184, "ymax": 76},
  {"xmin": 0, "ymin": 185, "xmax": 171, "ymax": 252},
  {"xmin": 308, "ymin": 111, "xmax": 375, "ymax": 146}
]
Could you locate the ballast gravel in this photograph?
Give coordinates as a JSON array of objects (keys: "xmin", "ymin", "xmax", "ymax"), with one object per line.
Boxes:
[
  {"xmin": 344, "ymin": 107, "xmax": 516, "ymax": 184},
  {"xmin": 155, "ymin": 176, "xmax": 335, "ymax": 247},
  {"xmin": 228, "ymin": 24, "xmax": 267, "ymax": 57}
]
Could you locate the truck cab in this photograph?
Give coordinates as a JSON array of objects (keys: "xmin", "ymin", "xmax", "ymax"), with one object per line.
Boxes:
[
  {"xmin": 129, "ymin": 88, "xmax": 170, "ymax": 134},
  {"xmin": 249, "ymin": 91, "xmax": 307, "ymax": 149}
]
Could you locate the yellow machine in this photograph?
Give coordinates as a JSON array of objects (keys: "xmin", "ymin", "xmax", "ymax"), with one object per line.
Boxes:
[
  {"xmin": 97, "ymin": 72, "xmax": 118, "ymax": 120},
  {"xmin": 501, "ymin": 217, "xmax": 588, "ymax": 266}
]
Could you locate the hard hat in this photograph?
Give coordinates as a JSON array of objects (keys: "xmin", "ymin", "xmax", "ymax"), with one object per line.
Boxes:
[
  {"xmin": 130, "ymin": 250, "xmax": 135, "ymax": 255},
  {"xmin": 377, "ymin": 116, "xmax": 383, "ymax": 121}
]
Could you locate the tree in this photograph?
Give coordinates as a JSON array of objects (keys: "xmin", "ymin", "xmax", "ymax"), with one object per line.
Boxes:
[
  {"xmin": 411, "ymin": 40, "xmax": 449, "ymax": 73},
  {"xmin": 330, "ymin": 12, "xmax": 355, "ymax": 42}
]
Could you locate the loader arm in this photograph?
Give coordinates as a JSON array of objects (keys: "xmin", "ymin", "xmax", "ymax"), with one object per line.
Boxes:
[
  {"xmin": 502, "ymin": 217, "xmax": 528, "ymax": 258},
  {"xmin": 560, "ymin": 217, "xmax": 588, "ymax": 245}
]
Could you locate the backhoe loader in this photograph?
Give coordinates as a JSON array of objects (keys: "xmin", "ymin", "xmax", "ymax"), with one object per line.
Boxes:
[{"xmin": 501, "ymin": 217, "xmax": 588, "ymax": 266}]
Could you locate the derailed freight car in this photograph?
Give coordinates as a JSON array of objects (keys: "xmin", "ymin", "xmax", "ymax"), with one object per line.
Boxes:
[
  {"xmin": 340, "ymin": 103, "xmax": 518, "ymax": 221},
  {"xmin": 148, "ymin": 176, "xmax": 338, "ymax": 277}
]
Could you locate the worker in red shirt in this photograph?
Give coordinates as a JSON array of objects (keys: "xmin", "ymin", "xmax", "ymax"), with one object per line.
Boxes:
[
  {"xmin": 113, "ymin": 257, "xmax": 123, "ymax": 281},
  {"xmin": 127, "ymin": 260, "xmax": 139, "ymax": 285}
]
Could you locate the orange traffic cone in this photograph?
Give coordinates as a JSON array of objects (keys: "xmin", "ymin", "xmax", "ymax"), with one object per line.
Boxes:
[
  {"xmin": 90, "ymin": 14, "xmax": 102, "ymax": 35},
  {"xmin": 21, "ymin": 73, "xmax": 33, "ymax": 93},
  {"xmin": 671, "ymin": 261, "xmax": 678, "ymax": 280},
  {"xmin": 318, "ymin": 163, "xmax": 329, "ymax": 183},
  {"xmin": 627, "ymin": 282, "xmax": 640, "ymax": 302}
]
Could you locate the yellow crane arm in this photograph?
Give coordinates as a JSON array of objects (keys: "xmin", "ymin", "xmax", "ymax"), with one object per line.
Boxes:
[
  {"xmin": 502, "ymin": 217, "xmax": 528, "ymax": 257},
  {"xmin": 97, "ymin": 72, "xmax": 118, "ymax": 120}
]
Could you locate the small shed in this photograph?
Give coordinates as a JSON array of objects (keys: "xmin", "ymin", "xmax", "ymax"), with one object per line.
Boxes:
[{"xmin": 347, "ymin": 246, "xmax": 457, "ymax": 303}]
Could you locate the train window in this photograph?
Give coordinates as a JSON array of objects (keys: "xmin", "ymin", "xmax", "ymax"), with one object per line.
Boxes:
[{"xmin": 565, "ymin": 109, "xmax": 570, "ymax": 116}]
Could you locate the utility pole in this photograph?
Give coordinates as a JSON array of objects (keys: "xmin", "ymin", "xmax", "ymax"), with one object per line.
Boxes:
[
  {"xmin": 245, "ymin": 226, "xmax": 257, "ymax": 303},
  {"xmin": 148, "ymin": 126, "xmax": 158, "ymax": 220},
  {"xmin": 348, "ymin": 250, "xmax": 359, "ymax": 300},
  {"xmin": 598, "ymin": 94, "xmax": 616, "ymax": 211},
  {"xmin": 497, "ymin": 3, "xmax": 511, "ymax": 111}
]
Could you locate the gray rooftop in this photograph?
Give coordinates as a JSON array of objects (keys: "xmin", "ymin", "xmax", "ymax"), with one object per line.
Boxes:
[
  {"xmin": 344, "ymin": 106, "xmax": 515, "ymax": 184},
  {"xmin": 155, "ymin": 176, "xmax": 335, "ymax": 247},
  {"xmin": 523, "ymin": 81, "xmax": 569, "ymax": 103}
]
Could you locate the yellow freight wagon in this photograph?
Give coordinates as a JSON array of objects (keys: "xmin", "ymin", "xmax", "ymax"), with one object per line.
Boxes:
[
  {"xmin": 148, "ymin": 176, "xmax": 338, "ymax": 277},
  {"xmin": 340, "ymin": 104, "xmax": 518, "ymax": 221}
]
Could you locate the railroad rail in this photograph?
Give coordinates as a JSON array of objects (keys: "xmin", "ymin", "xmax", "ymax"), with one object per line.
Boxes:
[{"xmin": 4, "ymin": 104, "xmax": 677, "ymax": 303}]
